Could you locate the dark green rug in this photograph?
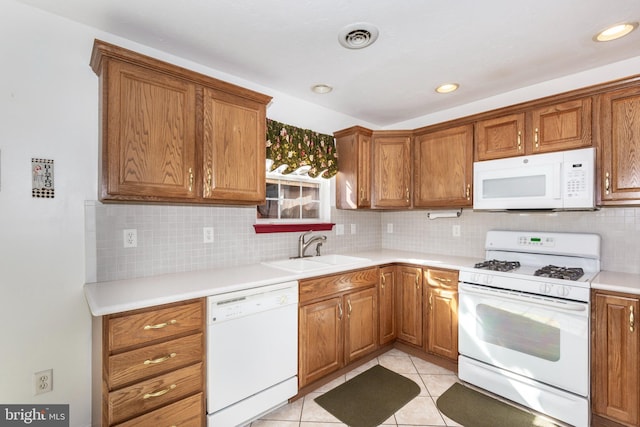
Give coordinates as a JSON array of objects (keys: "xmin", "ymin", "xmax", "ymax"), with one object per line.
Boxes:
[
  {"xmin": 314, "ymin": 365, "xmax": 420, "ymax": 427},
  {"xmin": 436, "ymin": 383, "xmax": 559, "ymax": 427}
]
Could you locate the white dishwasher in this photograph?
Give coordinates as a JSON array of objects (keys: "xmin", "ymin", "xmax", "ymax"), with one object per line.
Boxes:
[{"xmin": 206, "ymin": 281, "xmax": 299, "ymax": 427}]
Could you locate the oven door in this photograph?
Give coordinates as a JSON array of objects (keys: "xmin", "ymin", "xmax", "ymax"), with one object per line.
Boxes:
[{"xmin": 458, "ymin": 282, "xmax": 589, "ymax": 396}]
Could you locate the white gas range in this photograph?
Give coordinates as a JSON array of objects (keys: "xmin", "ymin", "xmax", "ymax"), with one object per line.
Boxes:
[{"xmin": 458, "ymin": 230, "xmax": 601, "ymax": 427}]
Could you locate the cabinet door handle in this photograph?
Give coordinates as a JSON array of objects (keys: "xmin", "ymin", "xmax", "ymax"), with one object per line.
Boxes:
[
  {"xmin": 338, "ymin": 302, "xmax": 343, "ymax": 319},
  {"xmin": 143, "ymin": 353, "xmax": 177, "ymax": 365},
  {"xmin": 517, "ymin": 131, "xmax": 522, "ymax": 150},
  {"xmin": 405, "ymin": 187, "xmax": 410, "ymax": 202},
  {"xmin": 631, "ymin": 306, "xmax": 635, "ymax": 332},
  {"xmin": 360, "ymin": 187, "xmax": 364, "ymax": 201},
  {"xmin": 415, "ymin": 273, "xmax": 420, "ymax": 290},
  {"xmin": 347, "ymin": 299, "xmax": 352, "ymax": 317},
  {"xmin": 143, "ymin": 384, "xmax": 176, "ymax": 399},
  {"xmin": 188, "ymin": 168, "xmax": 194, "ymax": 192},
  {"xmin": 381, "ymin": 274, "xmax": 386, "ymax": 288},
  {"xmin": 143, "ymin": 319, "xmax": 177, "ymax": 330},
  {"xmin": 429, "ymin": 293, "xmax": 433, "ymax": 309},
  {"xmin": 605, "ymin": 172, "xmax": 610, "ymax": 195},
  {"xmin": 534, "ymin": 128, "xmax": 539, "ymax": 148},
  {"xmin": 466, "ymin": 184, "xmax": 471, "ymax": 200}
]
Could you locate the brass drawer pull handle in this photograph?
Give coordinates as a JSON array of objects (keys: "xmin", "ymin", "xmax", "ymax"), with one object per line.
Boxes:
[
  {"xmin": 338, "ymin": 302, "xmax": 343, "ymax": 319},
  {"xmin": 347, "ymin": 299, "xmax": 352, "ymax": 317},
  {"xmin": 144, "ymin": 353, "xmax": 177, "ymax": 365},
  {"xmin": 433, "ymin": 277, "xmax": 452, "ymax": 283},
  {"xmin": 517, "ymin": 131, "xmax": 522, "ymax": 150},
  {"xmin": 188, "ymin": 167, "xmax": 194, "ymax": 192},
  {"xmin": 143, "ymin": 384, "xmax": 176, "ymax": 399},
  {"xmin": 466, "ymin": 184, "xmax": 471, "ymax": 200},
  {"xmin": 144, "ymin": 319, "xmax": 177, "ymax": 330},
  {"xmin": 631, "ymin": 306, "xmax": 635, "ymax": 332},
  {"xmin": 605, "ymin": 172, "xmax": 610, "ymax": 195},
  {"xmin": 381, "ymin": 274, "xmax": 386, "ymax": 288},
  {"xmin": 534, "ymin": 128, "xmax": 539, "ymax": 148}
]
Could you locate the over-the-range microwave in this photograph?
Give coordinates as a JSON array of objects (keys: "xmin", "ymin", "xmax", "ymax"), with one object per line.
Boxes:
[{"xmin": 473, "ymin": 147, "xmax": 595, "ymax": 211}]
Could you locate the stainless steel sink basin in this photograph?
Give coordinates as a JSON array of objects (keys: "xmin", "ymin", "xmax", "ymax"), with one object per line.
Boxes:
[{"xmin": 263, "ymin": 255, "xmax": 371, "ymax": 273}]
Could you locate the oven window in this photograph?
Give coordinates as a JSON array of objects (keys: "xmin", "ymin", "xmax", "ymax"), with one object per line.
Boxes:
[{"xmin": 477, "ymin": 304, "xmax": 560, "ymax": 361}]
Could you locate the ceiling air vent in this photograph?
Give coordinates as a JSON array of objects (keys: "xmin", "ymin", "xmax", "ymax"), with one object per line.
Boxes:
[{"xmin": 338, "ymin": 23, "xmax": 379, "ymax": 49}]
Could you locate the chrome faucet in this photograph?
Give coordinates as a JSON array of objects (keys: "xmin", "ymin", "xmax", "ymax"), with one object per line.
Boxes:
[{"xmin": 298, "ymin": 231, "xmax": 327, "ymax": 258}]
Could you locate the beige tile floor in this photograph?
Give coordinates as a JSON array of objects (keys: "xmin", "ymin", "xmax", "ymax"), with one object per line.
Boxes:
[{"xmin": 250, "ymin": 348, "xmax": 462, "ymax": 427}]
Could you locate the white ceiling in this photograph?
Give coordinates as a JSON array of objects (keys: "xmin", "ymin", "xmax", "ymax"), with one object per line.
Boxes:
[{"xmin": 18, "ymin": 0, "xmax": 640, "ymax": 126}]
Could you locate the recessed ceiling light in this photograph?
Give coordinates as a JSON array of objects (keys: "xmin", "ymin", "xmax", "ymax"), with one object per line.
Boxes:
[
  {"xmin": 435, "ymin": 83, "xmax": 459, "ymax": 94},
  {"xmin": 338, "ymin": 23, "xmax": 379, "ymax": 49},
  {"xmin": 594, "ymin": 22, "xmax": 638, "ymax": 42},
  {"xmin": 311, "ymin": 84, "xmax": 333, "ymax": 94}
]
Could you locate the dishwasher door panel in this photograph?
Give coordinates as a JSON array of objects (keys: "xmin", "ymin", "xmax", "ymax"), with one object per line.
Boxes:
[{"xmin": 207, "ymin": 303, "xmax": 298, "ymax": 413}]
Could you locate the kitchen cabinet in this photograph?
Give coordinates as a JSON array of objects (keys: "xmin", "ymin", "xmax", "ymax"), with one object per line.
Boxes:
[
  {"xmin": 424, "ymin": 268, "xmax": 459, "ymax": 361},
  {"xmin": 378, "ymin": 265, "xmax": 397, "ymax": 346},
  {"xmin": 334, "ymin": 126, "xmax": 373, "ymax": 209},
  {"xmin": 599, "ymin": 85, "xmax": 640, "ymax": 205},
  {"xmin": 592, "ymin": 290, "xmax": 640, "ymax": 427},
  {"xmin": 372, "ymin": 131, "xmax": 412, "ymax": 208},
  {"xmin": 396, "ymin": 265, "xmax": 423, "ymax": 346},
  {"xmin": 475, "ymin": 98, "xmax": 592, "ymax": 161},
  {"xmin": 298, "ymin": 268, "xmax": 379, "ymax": 388},
  {"xmin": 90, "ymin": 39, "xmax": 271, "ymax": 204},
  {"xmin": 413, "ymin": 125, "xmax": 473, "ymax": 208},
  {"xmin": 92, "ymin": 298, "xmax": 205, "ymax": 427}
]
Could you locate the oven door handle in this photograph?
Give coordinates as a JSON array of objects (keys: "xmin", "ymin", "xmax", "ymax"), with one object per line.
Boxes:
[{"xmin": 458, "ymin": 283, "xmax": 588, "ymax": 313}]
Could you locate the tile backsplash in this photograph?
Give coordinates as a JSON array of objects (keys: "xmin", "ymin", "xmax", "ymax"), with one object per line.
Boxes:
[{"xmin": 86, "ymin": 202, "xmax": 640, "ymax": 282}]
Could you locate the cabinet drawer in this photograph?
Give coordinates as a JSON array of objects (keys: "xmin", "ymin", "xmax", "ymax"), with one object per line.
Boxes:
[
  {"xmin": 425, "ymin": 268, "xmax": 458, "ymax": 290},
  {"xmin": 108, "ymin": 333, "xmax": 203, "ymax": 389},
  {"xmin": 114, "ymin": 392, "xmax": 203, "ymax": 427},
  {"xmin": 300, "ymin": 267, "xmax": 378, "ymax": 303},
  {"xmin": 108, "ymin": 301, "xmax": 203, "ymax": 351},
  {"xmin": 108, "ymin": 362, "xmax": 203, "ymax": 425}
]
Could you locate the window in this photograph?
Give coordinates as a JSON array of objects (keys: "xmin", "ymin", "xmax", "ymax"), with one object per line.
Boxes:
[{"xmin": 256, "ymin": 164, "xmax": 331, "ymax": 229}]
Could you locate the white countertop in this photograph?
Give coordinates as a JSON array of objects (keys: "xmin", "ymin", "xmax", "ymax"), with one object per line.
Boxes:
[
  {"xmin": 84, "ymin": 249, "xmax": 640, "ymax": 316},
  {"xmin": 592, "ymin": 270, "xmax": 640, "ymax": 295},
  {"xmin": 83, "ymin": 249, "xmax": 482, "ymax": 316}
]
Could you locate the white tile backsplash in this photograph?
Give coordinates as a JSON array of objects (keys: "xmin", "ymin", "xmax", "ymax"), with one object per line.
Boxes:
[{"xmin": 88, "ymin": 202, "xmax": 640, "ymax": 282}]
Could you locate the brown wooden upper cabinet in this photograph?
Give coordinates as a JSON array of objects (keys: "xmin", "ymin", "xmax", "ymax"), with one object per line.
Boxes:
[
  {"xmin": 334, "ymin": 126, "xmax": 372, "ymax": 209},
  {"xmin": 371, "ymin": 131, "xmax": 412, "ymax": 209},
  {"xmin": 90, "ymin": 39, "xmax": 271, "ymax": 204},
  {"xmin": 475, "ymin": 98, "xmax": 592, "ymax": 161},
  {"xmin": 599, "ymin": 85, "xmax": 640, "ymax": 205},
  {"xmin": 414, "ymin": 124, "xmax": 473, "ymax": 208}
]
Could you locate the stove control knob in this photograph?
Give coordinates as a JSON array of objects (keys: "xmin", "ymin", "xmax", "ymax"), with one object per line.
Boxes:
[
  {"xmin": 540, "ymin": 283, "xmax": 551, "ymax": 294},
  {"xmin": 484, "ymin": 274, "xmax": 493, "ymax": 285},
  {"xmin": 556, "ymin": 286, "xmax": 570, "ymax": 297}
]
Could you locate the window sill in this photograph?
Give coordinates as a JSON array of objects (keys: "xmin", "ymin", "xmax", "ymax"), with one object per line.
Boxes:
[{"xmin": 253, "ymin": 223, "xmax": 335, "ymax": 234}]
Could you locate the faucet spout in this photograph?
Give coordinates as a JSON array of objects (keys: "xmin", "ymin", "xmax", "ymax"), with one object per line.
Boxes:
[{"xmin": 297, "ymin": 232, "xmax": 327, "ymax": 258}]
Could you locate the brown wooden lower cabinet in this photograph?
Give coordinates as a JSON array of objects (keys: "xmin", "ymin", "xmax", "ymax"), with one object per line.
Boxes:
[
  {"xmin": 378, "ymin": 265, "xmax": 397, "ymax": 345},
  {"xmin": 396, "ymin": 265, "xmax": 423, "ymax": 346},
  {"xmin": 298, "ymin": 268, "xmax": 379, "ymax": 388},
  {"xmin": 93, "ymin": 298, "xmax": 206, "ymax": 427},
  {"xmin": 424, "ymin": 268, "xmax": 459, "ymax": 361},
  {"xmin": 592, "ymin": 290, "xmax": 640, "ymax": 427}
]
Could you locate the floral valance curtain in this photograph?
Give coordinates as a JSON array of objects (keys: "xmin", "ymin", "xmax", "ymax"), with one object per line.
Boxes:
[{"xmin": 266, "ymin": 118, "xmax": 338, "ymax": 178}]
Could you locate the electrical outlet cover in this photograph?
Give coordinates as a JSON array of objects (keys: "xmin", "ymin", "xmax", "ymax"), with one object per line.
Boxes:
[{"xmin": 34, "ymin": 369, "xmax": 52, "ymax": 395}]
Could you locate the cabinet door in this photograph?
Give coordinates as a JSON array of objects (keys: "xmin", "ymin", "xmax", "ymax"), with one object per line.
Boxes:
[
  {"xmin": 425, "ymin": 269, "xmax": 459, "ymax": 360},
  {"xmin": 202, "ymin": 88, "xmax": 266, "ymax": 203},
  {"xmin": 335, "ymin": 127, "xmax": 372, "ymax": 209},
  {"xmin": 372, "ymin": 133, "xmax": 412, "ymax": 208},
  {"xmin": 103, "ymin": 60, "xmax": 197, "ymax": 201},
  {"xmin": 600, "ymin": 86, "xmax": 640, "ymax": 204},
  {"xmin": 414, "ymin": 125, "xmax": 473, "ymax": 207},
  {"xmin": 379, "ymin": 266, "xmax": 397, "ymax": 345},
  {"xmin": 593, "ymin": 292, "xmax": 639, "ymax": 426},
  {"xmin": 345, "ymin": 288, "xmax": 378, "ymax": 364},
  {"xmin": 298, "ymin": 297, "xmax": 343, "ymax": 388},
  {"xmin": 475, "ymin": 113, "xmax": 525, "ymax": 160},
  {"xmin": 396, "ymin": 266, "xmax": 423, "ymax": 346},
  {"xmin": 529, "ymin": 98, "xmax": 592, "ymax": 154}
]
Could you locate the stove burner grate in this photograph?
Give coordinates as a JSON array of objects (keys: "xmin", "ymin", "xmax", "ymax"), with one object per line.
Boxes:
[
  {"xmin": 534, "ymin": 265, "xmax": 584, "ymax": 281},
  {"xmin": 474, "ymin": 259, "xmax": 521, "ymax": 272}
]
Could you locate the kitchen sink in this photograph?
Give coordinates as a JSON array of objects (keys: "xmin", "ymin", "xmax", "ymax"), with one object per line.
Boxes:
[{"xmin": 263, "ymin": 255, "xmax": 371, "ymax": 273}]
